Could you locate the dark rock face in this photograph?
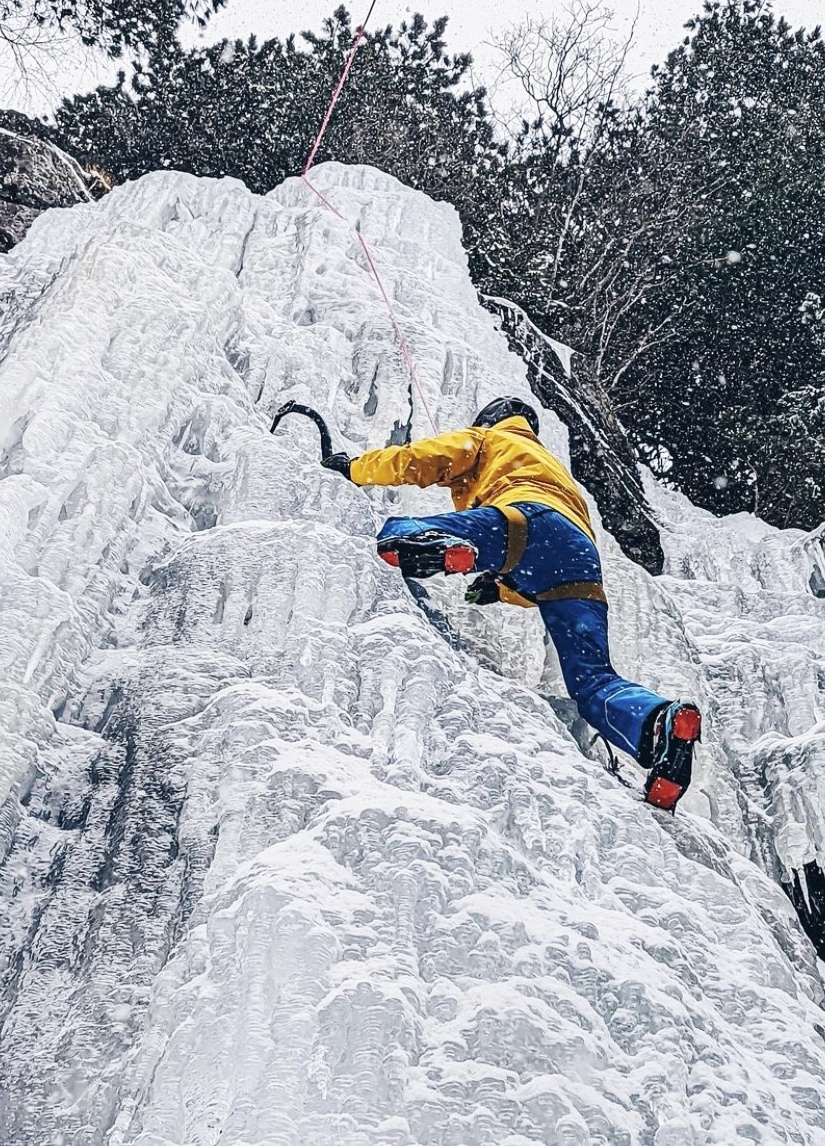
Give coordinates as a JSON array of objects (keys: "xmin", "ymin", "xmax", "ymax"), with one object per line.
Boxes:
[
  {"xmin": 786, "ymin": 862, "xmax": 825, "ymax": 962},
  {"xmin": 0, "ymin": 117, "xmax": 93, "ymax": 252},
  {"xmin": 482, "ymin": 295, "xmax": 665, "ymax": 576}
]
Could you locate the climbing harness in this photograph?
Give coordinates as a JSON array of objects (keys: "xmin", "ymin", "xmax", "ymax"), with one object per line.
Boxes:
[
  {"xmin": 498, "ymin": 504, "xmax": 529, "ymax": 576},
  {"xmin": 494, "ymin": 505, "xmax": 606, "ymax": 604}
]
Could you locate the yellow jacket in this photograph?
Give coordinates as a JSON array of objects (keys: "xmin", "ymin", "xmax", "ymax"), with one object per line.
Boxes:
[{"xmin": 350, "ymin": 415, "xmax": 595, "ymax": 543}]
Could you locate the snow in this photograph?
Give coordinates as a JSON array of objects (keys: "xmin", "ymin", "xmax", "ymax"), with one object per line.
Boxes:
[{"xmin": 1, "ymin": 162, "xmax": 824, "ymax": 1145}]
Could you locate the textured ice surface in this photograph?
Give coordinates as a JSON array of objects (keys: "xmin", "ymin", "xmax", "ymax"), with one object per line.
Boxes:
[
  {"xmin": 1, "ymin": 164, "xmax": 824, "ymax": 1145},
  {"xmin": 639, "ymin": 477, "xmax": 825, "ymax": 952}
]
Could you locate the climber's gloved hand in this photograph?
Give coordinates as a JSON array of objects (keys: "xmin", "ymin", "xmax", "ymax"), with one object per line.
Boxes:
[
  {"xmin": 465, "ymin": 572, "xmax": 501, "ymax": 606},
  {"xmin": 321, "ymin": 452, "xmax": 354, "ymax": 480}
]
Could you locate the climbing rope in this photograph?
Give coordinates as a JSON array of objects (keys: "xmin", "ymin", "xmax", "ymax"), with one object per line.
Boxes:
[
  {"xmin": 300, "ymin": 0, "xmax": 438, "ymax": 435},
  {"xmin": 302, "ymin": 0, "xmax": 377, "ymax": 178}
]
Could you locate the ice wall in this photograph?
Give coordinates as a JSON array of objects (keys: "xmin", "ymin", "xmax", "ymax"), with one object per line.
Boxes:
[
  {"xmin": 1, "ymin": 164, "xmax": 824, "ymax": 1146},
  {"xmin": 641, "ymin": 479, "xmax": 825, "ymax": 957}
]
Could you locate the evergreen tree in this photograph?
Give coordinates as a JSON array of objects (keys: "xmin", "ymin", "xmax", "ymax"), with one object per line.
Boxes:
[
  {"xmin": 621, "ymin": 0, "xmax": 825, "ymax": 526},
  {"xmin": 55, "ymin": 7, "xmax": 504, "ymax": 215},
  {"xmin": 1, "ymin": 0, "xmax": 223, "ymax": 57}
]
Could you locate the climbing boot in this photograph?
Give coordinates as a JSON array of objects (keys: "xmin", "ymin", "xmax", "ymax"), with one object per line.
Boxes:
[
  {"xmin": 377, "ymin": 530, "xmax": 477, "ymax": 578},
  {"xmin": 644, "ymin": 702, "xmax": 702, "ymax": 812}
]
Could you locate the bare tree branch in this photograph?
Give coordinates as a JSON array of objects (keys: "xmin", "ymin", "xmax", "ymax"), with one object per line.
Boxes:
[
  {"xmin": 490, "ymin": 0, "xmax": 638, "ymax": 160},
  {"xmin": 0, "ymin": 13, "xmax": 102, "ymax": 109}
]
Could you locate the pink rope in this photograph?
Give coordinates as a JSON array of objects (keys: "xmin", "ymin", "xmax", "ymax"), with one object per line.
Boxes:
[
  {"xmin": 299, "ymin": 0, "xmax": 438, "ymax": 435},
  {"xmin": 300, "ymin": 175, "xmax": 347, "ymax": 224},
  {"xmin": 303, "ymin": 0, "xmax": 376, "ymax": 176},
  {"xmin": 353, "ymin": 231, "xmax": 438, "ymax": 434}
]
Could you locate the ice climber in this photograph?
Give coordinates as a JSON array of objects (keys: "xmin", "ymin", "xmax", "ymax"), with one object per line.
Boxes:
[{"xmin": 322, "ymin": 397, "xmax": 702, "ymax": 810}]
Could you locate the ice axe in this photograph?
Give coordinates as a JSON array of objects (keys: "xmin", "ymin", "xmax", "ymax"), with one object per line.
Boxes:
[
  {"xmin": 269, "ymin": 401, "xmax": 334, "ymax": 461},
  {"xmin": 270, "ymin": 400, "xmax": 452, "ymax": 630}
]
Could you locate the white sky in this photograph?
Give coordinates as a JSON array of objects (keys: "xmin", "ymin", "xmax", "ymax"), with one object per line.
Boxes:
[
  {"xmin": 3, "ymin": 0, "xmax": 824, "ymax": 117},
  {"xmin": 186, "ymin": 0, "xmax": 825, "ymax": 80}
]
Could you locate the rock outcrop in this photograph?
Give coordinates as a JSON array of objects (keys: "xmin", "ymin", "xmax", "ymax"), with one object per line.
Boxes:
[{"xmin": 0, "ymin": 112, "xmax": 96, "ymax": 252}]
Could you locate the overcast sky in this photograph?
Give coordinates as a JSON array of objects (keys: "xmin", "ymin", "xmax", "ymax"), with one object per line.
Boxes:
[
  {"xmin": 186, "ymin": 0, "xmax": 824, "ymax": 79},
  {"xmin": 4, "ymin": 0, "xmax": 825, "ymax": 117}
]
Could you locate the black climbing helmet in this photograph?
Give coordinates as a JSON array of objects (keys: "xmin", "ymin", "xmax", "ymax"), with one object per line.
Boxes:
[{"xmin": 473, "ymin": 396, "xmax": 540, "ymax": 436}]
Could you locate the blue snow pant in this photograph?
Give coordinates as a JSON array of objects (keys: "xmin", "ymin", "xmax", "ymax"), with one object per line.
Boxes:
[{"xmin": 378, "ymin": 502, "xmax": 667, "ymax": 760}]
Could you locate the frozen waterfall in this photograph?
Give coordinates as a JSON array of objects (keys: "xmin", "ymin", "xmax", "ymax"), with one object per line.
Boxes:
[{"xmin": 1, "ymin": 163, "xmax": 824, "ymax": 1145}]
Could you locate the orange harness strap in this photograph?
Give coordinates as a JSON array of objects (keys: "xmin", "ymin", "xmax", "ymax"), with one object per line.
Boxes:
[
  {"xmin": 535, "ymin": 580, "xmax": 608, "ymax": 605},
  {"xmin": 496, "ymin": 505, "xmax": 608, "ymax": 606},
  {"xmin": 498, "ymin": 504, "xmax": 529, "ymax": 575}
]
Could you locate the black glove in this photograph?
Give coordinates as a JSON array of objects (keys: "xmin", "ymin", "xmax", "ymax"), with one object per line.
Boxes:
[
  {"xmin": 465, "ymin": 572, "xmax": 501, "ymax": 606},
  {"xmin": 321, "ymin": 452, "xmax": 354, "ymax": 480}
]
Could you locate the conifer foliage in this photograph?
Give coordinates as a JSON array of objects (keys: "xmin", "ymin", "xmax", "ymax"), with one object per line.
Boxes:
[
  {"xmin": 56, "ymin": 8, "xmax": 502, "ymax": 204},
  {"xmin": 1, "ymin": 0, "xmax": 223, "ymax": 55},
  {"xmin": 622, "ymin": 0, "xmax": 825, "ymax": 525}
]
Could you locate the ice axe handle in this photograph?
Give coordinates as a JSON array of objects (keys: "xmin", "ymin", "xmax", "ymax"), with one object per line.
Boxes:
[{"xmin": 269, "ymin": 401, "xmax": 334, "ymax": 461}]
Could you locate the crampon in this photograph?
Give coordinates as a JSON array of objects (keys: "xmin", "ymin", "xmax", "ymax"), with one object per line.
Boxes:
[
  {"xmin": 377, "ymin": 530, "xmax": 477, "ymax": 579},
  {"xmin": 644, "ymin": 702, "xmax": 702, "ymax": 812}
]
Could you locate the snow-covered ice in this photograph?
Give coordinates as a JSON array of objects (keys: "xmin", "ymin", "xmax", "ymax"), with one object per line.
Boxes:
[{"xmin": 1, "ymin": 163, "xmax": 824, "ymax": 1145}]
